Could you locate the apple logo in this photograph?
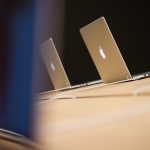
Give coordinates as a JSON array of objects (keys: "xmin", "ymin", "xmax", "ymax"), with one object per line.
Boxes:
[
  {"xmin": 99, "ymin": 47, "xmax": 106, "ymax": 59},
  {"xmin": 51, "ymin": 62, "xmax": 55, "ymax": 71}
]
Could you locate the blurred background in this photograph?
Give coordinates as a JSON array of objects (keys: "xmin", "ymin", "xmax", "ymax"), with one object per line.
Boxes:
[{"xmin": 0, "ymin": 0, "xmax": 149, "ymax": 140}]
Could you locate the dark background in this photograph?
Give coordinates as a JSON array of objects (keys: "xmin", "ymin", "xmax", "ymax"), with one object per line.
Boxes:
[{"xmin": 63, "ymin": 0, "xmax": 150, "ymax": 85}]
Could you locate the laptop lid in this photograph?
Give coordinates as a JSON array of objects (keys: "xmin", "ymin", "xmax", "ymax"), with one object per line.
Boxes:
[
  {"xmin": 80, "ymin": 17, "xmax": 132, "ymax": 83},
  {"xmin": 40, "ymin": 38, "xmax": 71, "ymax": 89}
]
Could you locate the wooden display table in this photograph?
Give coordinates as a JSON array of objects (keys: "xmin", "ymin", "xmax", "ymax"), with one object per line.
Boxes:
[{"xmin": 35, "ymin": 77, "xmax": 150, "ymax": 150}]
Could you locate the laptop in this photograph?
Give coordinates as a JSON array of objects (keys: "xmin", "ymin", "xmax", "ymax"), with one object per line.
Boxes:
[
  {"xmin": 79, "ymin": 16, "xmax": 148, "ymax": 83},
  {"xmin": 40, "ymin": 38, "xmax": 101, "ymax": 90}
]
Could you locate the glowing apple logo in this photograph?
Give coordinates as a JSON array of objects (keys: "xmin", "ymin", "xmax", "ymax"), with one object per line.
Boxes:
[
  {"xmin": 99, "ymin": 47, "xmax": 106, "ymax": 59},
  {"xmin": 51, "ymin": 62, "xmax": 55, "ymax": 71}
]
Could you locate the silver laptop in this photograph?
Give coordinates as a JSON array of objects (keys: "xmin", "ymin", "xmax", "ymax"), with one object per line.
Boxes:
[
  {"xmin": 40, "ymin": 38, "xmax": 101, "ymax": 90},
  {"xmin": 80, "ymin": 16, "xmax": 134, "ymax": 83}
]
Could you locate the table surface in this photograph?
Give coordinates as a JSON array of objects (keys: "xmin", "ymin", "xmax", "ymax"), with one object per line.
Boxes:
[{"xmin": 35, "ymin": 77, "xmax": 150, "ymax": 150}]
